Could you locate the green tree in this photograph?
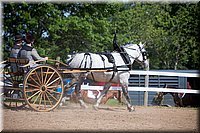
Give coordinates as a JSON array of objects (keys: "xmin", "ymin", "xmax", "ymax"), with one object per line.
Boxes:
[{"xmin": 2, "ymin": 2, "xmax": 199, "ymax": 69}]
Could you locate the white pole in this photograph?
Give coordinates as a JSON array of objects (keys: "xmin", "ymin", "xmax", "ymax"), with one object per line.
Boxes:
[{"xmin": 144, "ymin": 59, "xmax": 149, "ymax": 107}]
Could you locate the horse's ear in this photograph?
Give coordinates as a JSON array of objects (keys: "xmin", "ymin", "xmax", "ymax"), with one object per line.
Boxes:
[
  {"xmin": 143, "ymin": 42, "xmax": 146, "ymax": 46},
  {"xmin": 139, "ymin": 42, "xmax": 144, "ymax": 47}
]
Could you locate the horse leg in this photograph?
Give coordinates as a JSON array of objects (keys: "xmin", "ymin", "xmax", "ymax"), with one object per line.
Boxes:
[
  {"xmin": 93, "ymin": 83, "xmax": 112, "ymax": 110},
  {"xmin": 121, "ymin": 84, "xmax": 135, "ymax": 112},
  {"xmin": 74, "ymin": 73, "xmax": 88, "ymax": 109},
  {"xmin": 59, "ymin": 76, "xmax": 78, "ymax": 107}
]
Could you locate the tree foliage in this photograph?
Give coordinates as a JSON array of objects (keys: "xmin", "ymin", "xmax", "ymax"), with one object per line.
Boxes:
[{"xmin": 2, "ymin": 2, "xmax": 200, "ymax": 69}]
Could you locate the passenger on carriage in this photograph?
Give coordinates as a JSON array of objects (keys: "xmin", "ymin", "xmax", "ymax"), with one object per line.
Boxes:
[
  {"xmin": 9, "ymin": 34, "xmax": 24, "ymax": 73},
  {"xmin": 18, "ymin": 33, "xmax": 48, "ymax": 67},
  {"xmin": 10, "ymin": 33, "xmax": 23, "ymax": 58}
]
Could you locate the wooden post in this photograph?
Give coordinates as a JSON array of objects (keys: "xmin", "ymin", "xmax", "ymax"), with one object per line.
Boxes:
[
  {"xmin": 55, "ymin": 56, "xmax": 61, "ymax": 67},
  {"xmin": 144, "ymin": 59, "xmax": 149, "ymax": 107}
]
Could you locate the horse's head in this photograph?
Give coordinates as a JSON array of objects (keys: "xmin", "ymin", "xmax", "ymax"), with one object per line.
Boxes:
[{"xmin": 122, "ymin": 42, "xmax": 149, "ymax": 68}]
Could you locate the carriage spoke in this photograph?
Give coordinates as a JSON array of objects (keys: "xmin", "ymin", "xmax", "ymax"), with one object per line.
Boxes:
[
  {"xmin": 9, "ymin": 74, "xmax": 14, "ymax": 83},
  {"xmin": 4, "ymin": 80, "xmax": 13, "ymax": 86},
  {"xmin": 43, "ymin": 92, "xmax": 46, "ymax": 109},
  {"xmin": 41, "ymin": 67, "xmax": 44, "ymax": 84},
  {"xmin": 47, "ymin": 85, "xmax": 57, "ymax": 89},
  {"xmin": 45, "ymin": 71, "xmax": 55, "ymax": 86},
  {"xmin": 38, "ymin": 92, "xmax": 43, "ymax": 109},
  {"xmin": 16, "ymin": 76, "xmax": 20, "ymax": 83},
  {"xmin": 27, "ymin": 82, "xmax": 40, "ymax": 89},
  {"xmin": 4, "ymin": 75, "xmax": 13, "ymax": 84},
  {"xmin": 46, "ymin": 91, "xmax": 59, "ymax": 102},
  {"xmin": 46, "ymin": 77, "xmax": 60, "ymax": 87},
  {"xmin": 27, "ymin": 90, "xmax": 40, "ymax": 101},
  {"xmin": 45, "ymin": 92, "xmax": 53, "ymax": 107},
  {"xmin": 33, "ymin": 91, "xmax": 41, "ymax": 105},
  {"xmin": 29, "ymin": 75, "xmax": 41, "ymax": 87},
  {"xmin": 44, "ymin": 67, "xmax": 49, "ymax": 85},
  {"xmin": 10, "ymin": 74, "xmax": 17, "ymax": 85},
  {"xmin": 19, "ymin": 75, "xmax": 23, "ymax": 81},
  {"xmin": 34, "ymin": 71, "xmax": 42, "ymax": 85}
]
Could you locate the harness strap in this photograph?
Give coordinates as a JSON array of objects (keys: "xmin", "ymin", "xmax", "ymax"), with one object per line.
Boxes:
[
  {"xmin": 136, "ymin": 43, "xmax": 147, "ymax": 61},
  {"xmin": 90, "ymin": 72, "xmax": 96, "ymax": 81},
  {"xmin": 69, "ymin": 65, "xmax": 128, "ymax": 71},
  {"xmin": 98, "ymin": 54, "xmax": 105, "ymax": 68},
  {"xmin": 76, "ymin": 52, "xmax": 129, "ymax": 82},
  {"xmin": 119, "ymin": 47, "xmax": 132, "ymax": 70},
  {"xmin": 79, "ymin": 56, "xmax": 85, "ymax": 68},
  {"xmin": 79, "ymin": 53, "xmax": 92, "ymax": 69}
]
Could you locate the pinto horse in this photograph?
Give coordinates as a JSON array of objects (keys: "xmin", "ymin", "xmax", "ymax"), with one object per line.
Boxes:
[
  {"xmin": 66, "ymin": 42, "xmax": 148, "ymax": 112},
  {"xmin": 70, "ymin": 90, "xmax": 122, "ymax": 105}
]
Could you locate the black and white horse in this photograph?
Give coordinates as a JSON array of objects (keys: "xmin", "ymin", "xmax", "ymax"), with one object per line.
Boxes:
[{"xmin": 66, "ymin": 42, "xmax": 148, "ymax": 112}]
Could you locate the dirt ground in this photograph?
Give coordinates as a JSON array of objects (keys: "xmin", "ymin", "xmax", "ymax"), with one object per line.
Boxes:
[{"xmin": 2, "ymin": 102, "xmax": 199, "ymax": 133}]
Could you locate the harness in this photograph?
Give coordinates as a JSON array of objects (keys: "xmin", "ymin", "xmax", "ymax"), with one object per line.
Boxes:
[
  {"xmin": 79, "ymin": 52, "xmax": 92, "ymax": 68},
  {"xmin": 70, "ymin": 43, "xmax": 147, "ymax": 82},
  {"xmin": 78, "ymin": 52, "xmax": 130, "ymax": 82}
]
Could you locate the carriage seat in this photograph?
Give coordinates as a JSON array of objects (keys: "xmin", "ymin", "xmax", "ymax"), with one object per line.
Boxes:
[{"xmin": 8, "ymin": 57, "xmax": 30, "ymax": 74}]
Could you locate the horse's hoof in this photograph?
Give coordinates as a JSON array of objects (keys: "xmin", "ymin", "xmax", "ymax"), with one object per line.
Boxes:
[
  {"xmin": 59, "ymin": 97, "xmax": 68, "ymax": 107},
  {"xmin": 93, "ymin": 105, "xmax": 99, "ymax": 111},
  {"xmin": 80, "ymin": 104, "xmax": 88, "ymax": 109},
  {"xmin": 79, "ymin": 99, "xmax": 88, "ymax": 109},
  {"xmin": 81, "ymin": 105, "xmax": 88, "ymax": 109},
  {"xmin": 127, "ymin": 106, "xmax": 135, "ymax": 112},
  {"xmin": 59, "ymin": 102, "xmax": 63, "ymax": 107}
]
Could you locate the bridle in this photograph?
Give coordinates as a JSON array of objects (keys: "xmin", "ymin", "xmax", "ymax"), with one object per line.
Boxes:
[
  {"xmin": 136, "ymin": 43, "xmax": 148, "ymax": 61},
  {"xmin": 122, "ymin": 43, "xmax": 147, "ymax": 65}
]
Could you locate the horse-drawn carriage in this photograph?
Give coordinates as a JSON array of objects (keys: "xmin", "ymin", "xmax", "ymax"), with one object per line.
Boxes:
[{"xmin": 1, "ymin": 42, "xmax": 148, "ymax": 112}]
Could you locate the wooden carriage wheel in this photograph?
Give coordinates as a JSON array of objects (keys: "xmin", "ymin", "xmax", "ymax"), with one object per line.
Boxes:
[
  {"xmin": 2, "ymin": 64, "xmax": 26, "ymax": 109},
  {"xmin": 23, "ymin": 65, "xmax": 64, "ymax": 112},
  {"xmin": 2, "ymin": 65, "xmax": 26, "ymax": 108}
]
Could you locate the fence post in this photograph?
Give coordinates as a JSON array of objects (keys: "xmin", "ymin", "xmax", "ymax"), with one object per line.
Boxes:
[{"xmin": 144, "ymin": 59, "xmax": 149, "ymax": 106}]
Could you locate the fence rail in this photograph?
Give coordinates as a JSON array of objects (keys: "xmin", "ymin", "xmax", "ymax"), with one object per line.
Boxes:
[
  {"xmin": 129, "ymin": 70, "xmax": 199, "ymax": 77},
  {"xmin": 81, "ymin": 85, "xmax": 200, "ymax": 94}
]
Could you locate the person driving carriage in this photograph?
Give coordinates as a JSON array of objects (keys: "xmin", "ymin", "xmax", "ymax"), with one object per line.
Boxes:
[{"xmin": 18, "ymin": 32, "xmax": 48, "ymax": 67}]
